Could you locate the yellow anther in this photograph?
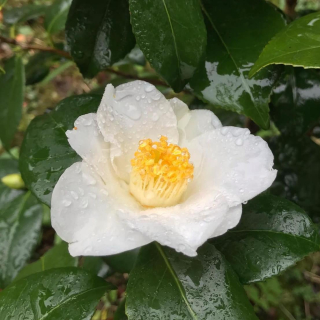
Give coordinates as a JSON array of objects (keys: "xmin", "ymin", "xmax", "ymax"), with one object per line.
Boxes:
[{"xmin": 130, "ymin": 136, "xmax": 194, "ymax": 207}]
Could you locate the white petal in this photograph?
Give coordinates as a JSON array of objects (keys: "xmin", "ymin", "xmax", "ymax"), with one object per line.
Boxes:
[
  {"xmin": 66, "ymin": 113, "xmax": 112, "ymax": 182},
  {"xmin": 96, "ymin": 81, "xmax": 179, "ymax": 182},
  {"xmin": 170, "ymin": 100, "xmax": 222, "ymax": 144},
  {"xmin": 51, "ymin": 161, "xmax": 151, "ymax": 256},
  {"xmin": 185, "ymin": 127, "xmax": 277, "ymax": 207},
  {"xmin": 117, "ymin": 189, "xmax": 240, "ymax": 257}
]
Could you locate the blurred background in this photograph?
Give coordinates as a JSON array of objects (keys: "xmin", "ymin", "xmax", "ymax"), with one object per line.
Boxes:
[{"xmin": 1, "ymin": 0, "xmax": 320, "ymax": 319}]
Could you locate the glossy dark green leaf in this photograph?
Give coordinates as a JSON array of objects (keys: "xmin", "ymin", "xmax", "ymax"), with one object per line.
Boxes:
[
  {"xmin": 45, "ymin": 0, "xmax": 72, "ymax": 34},
  {"xmin": 14, "ymin": 242, "xmax": 77, "ymax": 282},
  {"xmin": 0, "ymin": 191, "xmax": 42, "ymax": 288},
  {"xmin": 25, "ymin": 52, "xmax": 60, "ymax": 86},
  {"xmin": 130, "ymin": 0, "xmax": 206, "ymax": 92},
  {"xmin": 126, "ymin": 243, "xmax": 257, "ymax": 320},
  {"xmin": 0, "ymin": 267, "xmax": 114, "ymax": 320},
  {"xmin": 269, "ymin": 136, "xmax": 320, "ymax": 221},
  {"xmin": 250, "ymin": 11, "xmax": 320, "ymax": 76},
  {"xmin": 212, "ymin": 193, "xmax": 320, "ymax": 284},
  {"xmin": 189, "ymin": 0, "xmax": 286, "ymax": 129},
  {"xmin": 0, "ymin": 56, "xmax": 24, "ymax": 148},
  {"xmin": 103, "ymin": 248, "xmax": 140, "ymax": 274},
  {"xmin": 82, "ymin": 257, "xmax": 109, "ymax": 278},
  {"xmin": 19, "ymin": 95, "xmax": 100, "ymax": 206},
  {"xmin": 114, "ymin": 298, "xmax": 127, "ymax": 320},
  {"xmin": 66, "ymin": 0, "xmax": 135, "ymax": 78},
  {"xmin": 271, "ymin": 67, "xmax": 320, "ymax": 137},
  {"xmin": 0, "ymin": 159, "xmax": 19, "ymax": 179},
  {"xmin": 3, "ymin": 4, "xmax": 46, "ymax": 25}
]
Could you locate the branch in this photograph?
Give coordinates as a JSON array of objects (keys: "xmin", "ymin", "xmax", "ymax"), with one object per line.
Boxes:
[
  {"xmin": 284, "ymin": 0, "xmax": 297, "ymax": 18},
  {"xmin": 106, "ymin": 68, "xmax": 170, "ymax": 88},
  {"xmin": 0, "ymin": 35, "xmax": 178, "ymax": 90},
  {"xmin": 0, "ymin": 35, "xmax": 71, "ymax": 58}
]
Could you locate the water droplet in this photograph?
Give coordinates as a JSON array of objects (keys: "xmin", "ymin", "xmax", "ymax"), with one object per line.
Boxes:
[
  {"xmin": 70, "ymin": 191, "xmax": 78, "ymax": 199},
  {"xmin": 136, "ymin": 96, "xmax": 141, "ymax": 101},
  {"xmin": 152, "ymin": 113, "xmax": 159, "ymax": 122},
  {"xmin": 82, "ymin": 172, "xmax": 96, "ymax": 185},
  {"xmin": 145, "ymin": 84, "xmax": 155, "ymax": 92},
  {"xmin": 221, "ymin": 127, "xmax": 228, "ymax": 135},
  {"xmin": 126, "ymin": 104, "xmax": 142, "ymax": 120},
  {"xmin": 235, "ymin": 138, "xmax": 243, "ymax": 146},
  {"xmin": 62, "ymin": 199, "xmax": 72, "ymax": 207},
  {"xmin": 79, "ymin": 197, "xmax": 88, "ymax": 209}
]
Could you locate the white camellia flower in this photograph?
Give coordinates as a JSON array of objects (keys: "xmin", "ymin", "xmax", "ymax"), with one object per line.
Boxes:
[{"xmin": 51, "ymin": 80, "xmax": 277, "ymax": 257}]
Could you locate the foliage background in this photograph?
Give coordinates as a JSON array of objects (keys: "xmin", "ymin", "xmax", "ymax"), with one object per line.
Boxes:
[{"xmin": 1, "ymin": 0, "xmax": 320, "ymax": 319}]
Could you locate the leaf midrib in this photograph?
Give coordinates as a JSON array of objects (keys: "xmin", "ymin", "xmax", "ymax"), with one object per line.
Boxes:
[
  {"xmin": 161, "ymin": 0, "xmax": 181, "ymax": 78},
  {"xmin": 155, "ymin": 243, "xmax": 198, "ymax": 320},
  {"xmin": 38, "ymin": 285, "xmax": 107, "ymax": 320}
]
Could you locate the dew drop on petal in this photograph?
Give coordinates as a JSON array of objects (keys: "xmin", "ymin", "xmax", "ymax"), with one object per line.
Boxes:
[
  {"xmin": 236, "ymin": 138, "xmax": 243, "ymax": 146},
  {"xmin": 62, "ymin": 199, "xmax": 72, "ymax": 207},
  {"xmin": 144, "ymin": 84, "xmax": 155, "ymax": 92},
  {"xmin": 126, "ymin": 104, "xmax": 142, "ymax": 120},
  {"xmin": 152, "ymin": 113, "xmax": 159, "ymax": 122},
  {"xmin": 70, "ymin": 191, "xmax": 78, "ymax": 199}
]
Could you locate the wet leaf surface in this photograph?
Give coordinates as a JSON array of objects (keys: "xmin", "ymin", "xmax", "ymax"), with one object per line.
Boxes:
[
  {"xmin": 0, "ymin": 267, "xmax": 114, "ymax": 320},
  {"xmin": 19, "ymin": 95, "xmax": 101, "ymax": 206},
  {"xmin": 0, "ymin": 191, "xmax": 42, "ymax": 288},
  {"xmin": 271, "ymin": 67, "xmax": 320, "ymax": 137},
  {"xmin": 66, "ymin": 0, "xmax": 135, "ymax": 78},
  {"xmin": 126, "ymin": 242, "xmax": 257, "ymax": 320},
  {"xmin": 190, "ymin": 0, "xmax": 286, "ymax": 129},
  {"xmin": 269, "ymin": 136, "xmax": 320, "ymax": 222},
  {"xmin": 212, "ymin": 193, "xmax": 320, "ymax": 284},
  {"xmin": 129, "ymin": 0, "xmax": 207, "ymax": 92},
  {"xmin": 250, "ymin": 11, "xmax": 320, "ymax": 76}
]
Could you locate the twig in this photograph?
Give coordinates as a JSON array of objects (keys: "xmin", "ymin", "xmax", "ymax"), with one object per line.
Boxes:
[
  {"xmin": 0, "ymin": 35, "xmax": 71, "ymax": 58},
  {"xmin": 284, "ymin": 0, "xmax": 297, "ymax": 18},
  {"xmin": 106, "ymin": 68, "xmax": 170, "ymax": 88},
  {"xmin": 0, "ymin": 34, "xmax": 179, "ymax": 90}
]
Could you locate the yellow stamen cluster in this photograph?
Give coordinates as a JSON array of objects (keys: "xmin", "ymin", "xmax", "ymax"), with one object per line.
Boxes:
[{"xmin": 130, "ymin": 136, "xmax": 194, "ymax": 207}]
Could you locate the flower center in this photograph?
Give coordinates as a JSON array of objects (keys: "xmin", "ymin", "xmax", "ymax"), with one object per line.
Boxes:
[{"xmin": 130, "ymin": 136, "xmax": 194, "ymax": 207}]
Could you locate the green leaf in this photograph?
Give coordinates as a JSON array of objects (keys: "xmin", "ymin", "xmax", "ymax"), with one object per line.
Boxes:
[
  {"xmin": 14, "ymin": 242, "xmax": 77, "ymax": 282},
  {"xmin": 0, "ymin": 191, "xmax": 42, "ymax": 288},
  {"xmin": 3, "ymin": 4, "xmax": 46, "ymax": 25},
  {"xmin": 114, "ymin": 298, "xmax": 127, "ymax": 320},
  {"xmin": 129, "ymin": 0, "xmax": 207, "ymax": 92},
  {"xmin": 189, "ymin": 0, "xmax": 286, "ymax": 129},
  {"xmin": 250, "ymin": 11, "xmax": 320, "ymax": 76},
  {"xmin": 103, "ymin": 248, "xmax": 140, "ymax": 274},
  {"xmin": 126, "ymin": 243, "xmax": 258, "ymax": 320},
  {"xmin": 26, "ymin": 52, "xmax": 60, "ymax": 86},
  {"xmin": 19, "ymin": 95, "xmax": 100, "ymax": 206},
  {"xmin": 212, "ymin": 193, "xmax": 320, "ymax": 284},
  {"xmin": 0, "ymin": 56, "xmax": 25, "ymax": 148},
  {"xmin": 66, "ymin": 0, "xmax": 135, "ymax": 78},
  {"xmin": 45, "ymin": 0, "xmax": 72, "ymax": 35},
  {"xmin": 269, "ymin": 136, "xmax": 320, "ymax": 221},
  {"xmin": 82, "ymin": 257, "xmax": 109, "ymax": 278},
  {"xmin": 0, "ymin": 267, "xmax": 114, "ymax": 320},
  {"xmin": 0, "ymin": 159, "xmax": 19, "ymax": 179},
  {"xmin": 271, "ymin": 67, "xmax": 320, "ymax": 137}
]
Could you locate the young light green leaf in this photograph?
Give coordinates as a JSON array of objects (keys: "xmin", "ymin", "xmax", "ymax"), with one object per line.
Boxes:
[
  {"xmin": 0, "ymin": 268, "xmax": 114, "ymax": 320},
  {"xmin": 212, "ymin": 193, "xmax": 320, "ymax": 284},
  {"xmin": 129, "ymin": 0, "xmax": 207, "ymax": 92},
  {"xmin": 19, "ymin": 95, "xmax": 100, "ymax": 206},
  {"xmin": 190, "ymin": 0, "xmax": 286, "ymax": 129},
  {"xmin": 126, "ymin": 243, "xmax": 258, "ymax": 320},
  {"xmin": 250, "ymin": 11, "xmax": 320, "ymax": 76},
  {"xmin": 0, "ymin": 56, "xmax": 25, "ymax": 149},
  {"xmin": 14, "ymin": 242, "xmax": 77, "ymax": 282},
  {"xmin": 45, "ymin": 0, "xmax": 72, "ymax": 35},
  {"xmin": 66, "ymin": 0, "xmax": 135, "ymax": 78},
  {"xmin": 0, "ymin": 191, "xmax": 42, "ymax": 288}
]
